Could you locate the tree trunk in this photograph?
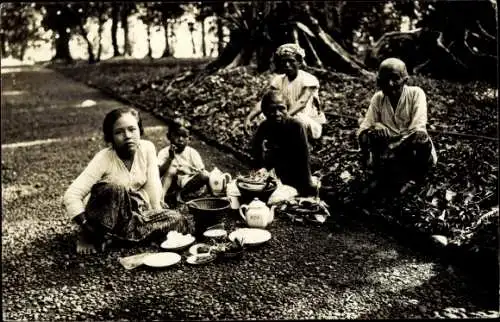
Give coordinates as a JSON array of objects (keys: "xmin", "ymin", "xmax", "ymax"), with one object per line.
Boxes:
[
  {"xmin": 201, "ymin": 18, "xmax": 207, "ymax": 57},
  {"xmin": 216, "ymin": 16, "xmax": 224, "ymax": 56},
  {"xmin": 190, "ymin": 30, "xmax": 196, "ymax": 55},
  {"xmin": 97, "ymin": 18, "xmax": 105, "ymax": 62},
  {"xmin": 79, "ymin": 25, "xmax": 96, "ymax": 64},
  {"xmin": 147, "ymin": 25, "xmax": 153, "ymax": 58},
  {"xmin": 296, "ymin": 21, "xmax": 372, "ymax": 76},
  {"xmin": 206, "ymin": 9, "xmax": 372, "ymax": 77},
  {"xmin": 0, "ymin": 33, "xmax": 6, "ymax": 58},
  {"xmin": 111, "ymin": 3, "xmax": 120, "ymax": 56},
  {"xmin": 52, "ymin": 29, "xmax": 72, "ymax": 62},
  {"xmin": 121, "ymin": 8, "xmax": 132, "ymax": 56},
  {"xmin": 162, "ymin": 19, "xmax": 172, "ymax": 57}
]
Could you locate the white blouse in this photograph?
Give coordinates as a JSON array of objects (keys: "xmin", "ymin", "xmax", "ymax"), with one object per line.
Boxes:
[{"xmin": 63, "ymin": 139, "xmax": 162, "ymax": 219}]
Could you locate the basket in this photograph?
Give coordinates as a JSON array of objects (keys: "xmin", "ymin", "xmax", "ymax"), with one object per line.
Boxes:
[
  {"xmin": 186, "ymin": 198, "xmax": 230, "ymax": 238},
  {"xmin": 237, "ymin": 180, "xmax": 278, "ymax": 205}
]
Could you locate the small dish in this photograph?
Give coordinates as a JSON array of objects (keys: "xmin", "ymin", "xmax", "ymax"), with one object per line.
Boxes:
[
  {"xmin": 228, "ymin": 228, "xmax": 271, "ymax": 246},
  {"xmin": 143, "ymin": 252, "xmax": 181, "ymax": 268},
  {"xmin": 203, "ymin": 229, "xmax": 227, "ymax": 239},
  {"xmin": 188, "ymin": 243, "xmax": 212, "ymax": 256},
  {"xmin": 186, "ymin": 253, "xmax": 217, "ymax": 265}
]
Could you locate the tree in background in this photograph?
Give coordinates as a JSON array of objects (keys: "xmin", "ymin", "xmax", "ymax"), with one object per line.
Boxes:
[
  {"xmin": 110, "ymin": 2, "xmax": 120, "ymax": 57},
  {"xmin": 148, "ymin": 2, "xmax": 185, "ymax": 58},
  {"xmin": 121, "ymin": 3, "xmax": 137, "ymax": 56},
  {"xmin": 0, "ymin": 3, "xmax": 44, "ymax": 60},
  {"xmin": 38, "ymin": 3, "xmax": 79, "ymax": 62},
  {"xmin": 92, "ymin": 2, "xmax": 112, "ymax": 62},
  {"xmin": 206, "ymin": 1, "xmax": 371, "ymax": 75},
  {"xmin": 365, "ymin": 0, "xmax": 497, "ymax": 82}
]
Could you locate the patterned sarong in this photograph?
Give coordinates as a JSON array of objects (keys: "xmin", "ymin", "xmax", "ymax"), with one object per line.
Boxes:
[{"xmin": 85, "ymin": 182, "xmax": 193, "ymax": 242}]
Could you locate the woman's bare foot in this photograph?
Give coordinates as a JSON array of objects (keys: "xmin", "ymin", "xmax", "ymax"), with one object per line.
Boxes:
[{"xmin": 76, "ymin": 232, "xmax": 97, "ymax": 255}]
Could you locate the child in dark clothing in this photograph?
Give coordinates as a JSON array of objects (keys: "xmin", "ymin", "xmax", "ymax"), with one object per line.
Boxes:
[{"xmin": 251, "ymin": 90, "xmax": 317, "ymax": 196}]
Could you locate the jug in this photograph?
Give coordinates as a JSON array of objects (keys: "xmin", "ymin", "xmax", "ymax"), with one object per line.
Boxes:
[
  {"xmin": 226, "ymin": 179, "xmax": 241, "ymax": 210},
  {"xmin": 239, "ymin": 198, "xmax": 275, "ymax": 229},
  {"xmin": 209, "ymin": 167, "xmax": 232, "ymax": 196}
]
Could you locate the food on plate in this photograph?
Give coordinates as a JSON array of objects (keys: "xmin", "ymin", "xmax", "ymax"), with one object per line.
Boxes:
[
  {"xmin": 203, "ymin": 229, "xmax": 227, "ymax": 238},
  {"xmin": 163, "ymin": 231, "xmax": 194, "ymax": 248},
  {"xmin": 186, "ymin": 253, "xmax": 215, "ymax": 265},
  {"xmin": 198, "ymin": 245, "xmax": 211, "ymax": 254}
]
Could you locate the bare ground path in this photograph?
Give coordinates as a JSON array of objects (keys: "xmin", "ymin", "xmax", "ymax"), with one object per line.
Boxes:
[{"xmin": 1, "ymin": 65, "xmax": 497, "ymax": 320}]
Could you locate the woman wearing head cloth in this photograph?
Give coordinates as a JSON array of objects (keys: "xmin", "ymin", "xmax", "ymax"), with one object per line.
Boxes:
[{"xmin": 244, "ymin": 43, "xmax": 326, "ymax": 140}]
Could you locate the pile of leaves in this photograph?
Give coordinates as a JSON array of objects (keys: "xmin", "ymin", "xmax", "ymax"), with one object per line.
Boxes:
[{"xmin": 52, "ymin": 62, "xmax": 498, "ymax": 262}]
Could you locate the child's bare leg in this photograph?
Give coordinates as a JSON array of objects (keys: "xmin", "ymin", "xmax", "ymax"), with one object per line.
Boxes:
[
  {"xmin": 181, "ymin": 172, "xmax": 210, "ymax": 199},
  {"xmin": 161, "ymin": 173, "xmax": 175, "ymax": 202}
]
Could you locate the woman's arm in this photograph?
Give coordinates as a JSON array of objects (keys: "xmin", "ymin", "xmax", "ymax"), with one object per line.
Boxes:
[
  {"xmin": 63, "ymin": 150, "xmax": 106, "ymax": 220},
  {"xmin": 288, "ymin": 87, "xmax": 315, "ymax": 116},
  {"xmin": 144, "ymin": 142, "xmax": 163, "ymax": 210},
  {"xmin": 244, "ymin": 101, "xmax": 263, "ymax": 136}
]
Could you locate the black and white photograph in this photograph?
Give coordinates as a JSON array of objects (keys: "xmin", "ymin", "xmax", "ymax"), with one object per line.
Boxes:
[{"xmin": 1, "ymin": 1, "xmax": 498, "ymax": 320}]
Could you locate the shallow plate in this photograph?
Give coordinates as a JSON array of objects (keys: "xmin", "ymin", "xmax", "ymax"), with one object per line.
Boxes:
[
  {"xmin": 143, "ymin": 252, "xmax": 181, "ymax": 268},
  {"xmin": 203, "ymin": 229, "xmax": 228, "ymax": 238},
  {"xmin": 160, "ymin": 235, "xmax": 196, "ymax": 251},
  {"xmin": 186, "ymin": 254, "xmax": 217, "ymax": 265},
  {"xmin": 188, "ymin": 243, "xmax": 212, "ymax": 256},
  {"xmin": 229, "ymin": 228, "xmax": 271, "ymax": 246}
]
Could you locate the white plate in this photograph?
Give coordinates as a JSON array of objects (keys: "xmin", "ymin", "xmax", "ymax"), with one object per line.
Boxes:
[
  {"xmin": 188, "ymin": 243, "xmax": 211, "ymax": 256},
  {"xmin": 160, "ymin": 235, "xmax": 196, "ymax": 251},
  {"xmin": 143, "ymin": 252, "xmax": 181, "ymax": 268},
  {"xmin": 229, "ymin": 228, "xmax": 271, "ymax": 246},
  {"xmin": 203, "ymin": 229, "xmax": 227, "ymax": 238},
  {"xmin": 186, "ymin": 254, "xmax": 216, "ymax": 265}
]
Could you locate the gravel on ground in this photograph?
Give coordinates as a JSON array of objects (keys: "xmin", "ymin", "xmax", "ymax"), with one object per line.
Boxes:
[{"xmin": 2, "ymin": 65, "xmax": 498, "ymax": 320}]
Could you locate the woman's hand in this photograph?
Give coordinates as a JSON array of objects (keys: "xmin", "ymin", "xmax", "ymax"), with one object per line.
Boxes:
[
  {"xmin": 371, "ymin": 122, "xmax": 391, "ymax": 138},
  {"xmin": 244, "ymin": 117, "xmax": 253, "ymax": 136},
  {"xmin": 412, "ymin": 131, "xmax": 428, "ymax": 144},
  {"xmin": 73, "ymin": 212, "xmax": 96, "ymax": 234}
]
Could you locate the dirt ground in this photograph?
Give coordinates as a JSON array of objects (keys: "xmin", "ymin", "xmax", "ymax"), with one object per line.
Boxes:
[{"xmin": 1, "ymin": 64, "xmax": 497, "ymax": 320}]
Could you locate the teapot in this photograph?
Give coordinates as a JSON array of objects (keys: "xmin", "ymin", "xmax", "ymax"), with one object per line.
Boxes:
[
  {"xmin": 209, "ymin": 167, "xmax": 232, "ymax": 196},
  {"xmin": 239, "ymin": 198, "xmax": 275, "ymax": 229}
]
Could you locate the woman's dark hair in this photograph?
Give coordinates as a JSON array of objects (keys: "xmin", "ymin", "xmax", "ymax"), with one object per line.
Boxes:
[{"xmin": 102, "ymin": 107, "xmax": 144, "ymax": 143}]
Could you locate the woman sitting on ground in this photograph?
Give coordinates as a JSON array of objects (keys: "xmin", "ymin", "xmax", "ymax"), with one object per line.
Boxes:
[
  {"xmin": 251, "ymin": 90, "xmax": 318, "ymax": 197},
  {"xmin": 244, "ymin": 43, "xmax": 327, "ymax": 140},
  {"xmin": 63, "ymin": 108, "xmax": 192, "ymax": 255}
]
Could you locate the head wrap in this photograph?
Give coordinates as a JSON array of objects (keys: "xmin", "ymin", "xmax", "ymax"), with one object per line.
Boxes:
[{"xmin": 275, "ymin": 43, "xmax": 306, "ymax": 61}]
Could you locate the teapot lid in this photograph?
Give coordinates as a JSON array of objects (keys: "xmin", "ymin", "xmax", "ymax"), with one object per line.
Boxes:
[{"xmin": 248, "ymin": 198, "xmax": 267, "ymax": 208}]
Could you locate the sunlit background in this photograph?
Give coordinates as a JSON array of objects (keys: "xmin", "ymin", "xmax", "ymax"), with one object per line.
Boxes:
[{"xmin": 2, "ymin": 9, "xmax": 230, "ymax": 66}]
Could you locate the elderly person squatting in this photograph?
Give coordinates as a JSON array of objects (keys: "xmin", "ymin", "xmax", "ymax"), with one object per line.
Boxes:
[{"xmin": 357, "ymin": 57, "xmax": 437, "ymax": 185}]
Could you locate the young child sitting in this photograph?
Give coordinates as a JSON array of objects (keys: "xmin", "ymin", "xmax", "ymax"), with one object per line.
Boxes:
[
  {"xmin": 357, "ymin": 57, "xmax": 437, "ymax": 186},
  {"xmin": 251, "ymin": 90, "xmax": 317, "ymax": 197},
  {"xmin": 244, "ymin": 43, "xmax": 326, "ymax": 140},
  {"xmin": 158, "ymin": 118, "xmax": 210, "ymax": 205}
]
